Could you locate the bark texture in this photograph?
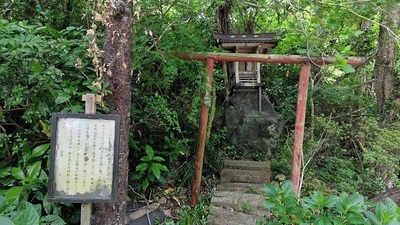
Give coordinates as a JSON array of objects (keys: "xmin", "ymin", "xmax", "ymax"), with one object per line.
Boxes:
[
  {"xmin": 374, "ymin": 4, "xmax": 400, "ymax": 127},
  {"xmin": 216, "ymin": 0, "xmax": 232, "ymax": 34},
  {"xmin": 216, "ymin": 0, "xmax": 232, "ymax": 102},
  {"xmin": 92, "ymin": 1, "xmax": 132, "ymax": 224}
]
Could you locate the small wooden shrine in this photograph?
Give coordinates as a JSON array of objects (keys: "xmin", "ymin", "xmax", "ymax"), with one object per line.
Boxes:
[
  {"xmin": 214, "ymin": 33, "xmax": 278, "ymax": 85},
  {"xmin": 213, "ymin": 33, "xmax": 279, "ymax": 112}
]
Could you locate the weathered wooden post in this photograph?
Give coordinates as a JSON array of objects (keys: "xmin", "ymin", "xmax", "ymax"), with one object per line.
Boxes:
[
  {"xmin": 81, "ymin": 93, "xmax": 101, "ymax": 225},
  {"xmin": 290, "ymin": 62, "xmax": 310, "ymax": 196},
  {"xmin": 48, "ymin": 94, "xmax": 120, "ymax": 225},
  {"xmin": 191, "ymin": 58, "xmax": 214, "ymax": 206}
]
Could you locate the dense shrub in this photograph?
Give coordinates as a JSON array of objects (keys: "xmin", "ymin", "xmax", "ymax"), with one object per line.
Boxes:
[
  {"xmin": 259, "ymin": 181, "xmax": 400, "ymax": 225},
  {"xmin": 0, "ymin": 19, "xmax": 95, "ymax": 224}
]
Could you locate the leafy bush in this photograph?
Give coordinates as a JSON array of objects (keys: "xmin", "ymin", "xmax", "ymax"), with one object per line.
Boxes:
[
  {"xmin": 1, "ymin": 0, "xmax": 89, "ymax": 29},
  {"xmin": 0, "ymin": 144, "xmax": 65, "ymax": 225},
  {"xmin": 163, "ymin": 197, "xmax": 211, "ymax": 225},
  {"xmin": 259, "ymin": 181, "xmax": 400, "ymax": 225},
  {"xmin": 357, "ymin": 119, "xmax": 400, "ymax": 196},
  {"xmin": 133, "ymin": 145, "xmax": 169, "ymax": 190},
  {"xmin": 0, "ymin": 20, "xmax": 94, "ymax": 137},
  {"xmin": 128, "ymin": 1, "xmax": 222, "ymax": 192},
  {"xmin": 0, "ymin": 194, "xmax": 65, "ymax": 225},
  {"xmin": 0, "ymin": 19, "xmax": 95, "ymax": 224}
]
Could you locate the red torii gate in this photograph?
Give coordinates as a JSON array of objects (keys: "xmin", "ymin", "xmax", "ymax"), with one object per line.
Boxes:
[{"xmin": 176, "ymin": 52, "xmax": 366, "ymax": 206}]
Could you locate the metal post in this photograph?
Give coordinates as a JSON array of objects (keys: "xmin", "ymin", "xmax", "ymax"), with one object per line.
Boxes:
[
  {"xmin": 191, "ymin": 58, "xmax": 214, "ymax": 206},
  {"xmin": 290, "ymin": 62, "xmax": 310, "ymax": 197}
]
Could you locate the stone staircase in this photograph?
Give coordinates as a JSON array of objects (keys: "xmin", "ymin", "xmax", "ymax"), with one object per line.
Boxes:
[{"xmin": 208, "ymin": 160, "xmax": 270, "ymax": 225}]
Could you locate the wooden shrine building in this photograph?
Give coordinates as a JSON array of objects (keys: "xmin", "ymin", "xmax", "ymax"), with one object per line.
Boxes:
[{"xmin": 213, "ymin": 33, "xmax": 279, "ymax": 113}]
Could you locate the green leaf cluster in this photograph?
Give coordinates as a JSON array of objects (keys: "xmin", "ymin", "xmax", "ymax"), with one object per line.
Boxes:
[
  {"xmin": 128, "ymin": 0, "xmax": 226, "ymax": 192},
  {"xmin": 133, "ymin": 145, "xmax": 169, "ymax": 190},
  {"xmin": 0, "ymin": 19, "xmax": 97, "ymax": 224},
  {"xmin": 1, "ymin": 0, "xmax": 90, "ymax": 29},
  {"xmin": 164, "ymin": 196, "xmax": 210, "ymax": 225},
  {"xmin": 0, "ymin": 144, "xmax": 66, "ymax": 225},
  {"xmin": 259, "ymin": 181, "xmax": 400, "ymax": 225}
]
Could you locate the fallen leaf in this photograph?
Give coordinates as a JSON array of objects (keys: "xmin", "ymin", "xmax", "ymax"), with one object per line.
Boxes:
[
  {"xmin": 164, "ymin": 188, "xmax": 174, "ymax": 195},
  {"xmin": 94, "ymin": 12, "xmax": 103, "ymax": 22},
  {"xmin": 172, "ymin": 196, "xmax": 180, "ymax": 206}
]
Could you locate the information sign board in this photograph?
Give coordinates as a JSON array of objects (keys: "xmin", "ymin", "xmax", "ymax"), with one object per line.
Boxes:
[{"xmin": 48, "ymin": 113, "xmax": 120, "ymax": 203}]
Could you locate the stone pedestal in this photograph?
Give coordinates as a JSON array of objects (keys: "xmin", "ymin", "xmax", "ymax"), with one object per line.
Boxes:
[{"xmin": 225, "ymin": 89, "xmax": 282, "ymax": 160}]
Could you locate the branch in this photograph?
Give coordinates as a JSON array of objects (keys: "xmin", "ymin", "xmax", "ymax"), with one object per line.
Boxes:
[
  {"xmin": 327, "ymin": 0, "xmax": 374, "ymax": 5},
  {"xmin": 242, "ymin": 1, "xmax": 262, "ymax": 8},
  {"xmin": 1, "ymin": 107, "xmax": 27, "ymax": 112},
  {"xmin": 161, "ymin": 0, "xmax": 180, "ymax": 18},
  {"xmin": 299, "ymin": 129, "xmax": 327, "ymax": 196},
  {"xmin": 148, "ymin": 23, "xmax": 173, "ymax": 51},
  {"xmin": 1, "ymin": 122, "xmax": 25, "ymax": 131}
]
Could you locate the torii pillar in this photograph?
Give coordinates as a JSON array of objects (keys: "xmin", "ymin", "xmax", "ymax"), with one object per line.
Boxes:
[
  {"xmin": 291, "ymin": 62, "xmax": 310, "ymax": 196},
  {"xmin": 191, "ymin": 58, "xmax": 214, "ymax": 206}
]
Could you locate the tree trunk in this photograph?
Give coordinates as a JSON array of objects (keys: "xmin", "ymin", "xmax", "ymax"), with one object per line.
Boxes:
[
  {"xmin": 216, "ymin": 0, "xmax": 232, "ymax": 34},
  {"xmin": 374, "ymin": 4, "xmax": 400, "ymax": 127},
  {"xmin": 216, "ymin": 0, "xmax": 231, "ymax": 105},
  {"xmin": 92, "ymin": 1, "xmax": 133, "ymax": 224}
]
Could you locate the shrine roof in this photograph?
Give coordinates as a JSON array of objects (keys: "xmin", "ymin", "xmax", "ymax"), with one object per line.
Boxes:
[
  {"xmin": 213, "ymin": 33, "xmax": 278, "ymax": 44},
  {"xmin": 213, "ymin": 33, "xmax": 278, "ymax": 52}
]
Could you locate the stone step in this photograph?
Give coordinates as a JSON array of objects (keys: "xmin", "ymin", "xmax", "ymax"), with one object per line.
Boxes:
[
  {"xmin": 208, "ymin": 160, "xmax": 271, "ymax": 224},
  {"xmin": 217, "ymin": 182, "xmax": 264, "ymax": 193},
  {"xmin": 220, "ymin": 168, "xmax": 270, "ymax": 184},
  {"xmin": 211, "ymin": 191, "xmax": 267, "ymax": 217},
  {"xmin": 208, "ymin": 206, "xmax": 266, "ymax": 225},
  {"xmin": 224, "ymin": 160, "xmax": 270, "ymax": 171}
]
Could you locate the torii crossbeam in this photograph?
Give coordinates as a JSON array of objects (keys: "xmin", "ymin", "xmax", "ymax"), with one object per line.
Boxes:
[{"xmin": 175, "ymin": 52, "xmax": 366, "ymax": 205}]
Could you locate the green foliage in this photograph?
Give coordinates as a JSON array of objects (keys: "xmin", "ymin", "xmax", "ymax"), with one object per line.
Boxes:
[
  {"xmin": 301, "ymin": 116, "xmax": 400, "ymax": 196},
  {"xmin": 133, "ymin": 145, "xmax": 169, "ymax": 190},
  {"xmin": 163, "ymin": 197, "xmax": 211, "ymax": 225},
  {"xmin": 259, "ymin": 181, "xmax": 400, "ymax": 225},
  {"xmin": 357, "ymin": 119, "xmax": 400, "ymax": 195},
  {"xmin": 0, "ymin": 20, "xmax": 95, "ymax": 127},
  {"xmin": 0, "ymin": 143, "xmax": 66, "ymax": 225},
  {"xmin": 236, "ymin": 202, "xmax": 252, "ymax": 213},
  {"xmin": 1, "ymin": 0, "xmax": 399, "ymax": 224},
  {"xmin": 128, "ymin": 0, "xmax": 224, "ymax": 192},
  {"xmin": 0, "ymin": 194, "xmax": 65, "ymax": 225},
  {"xmin": 270, "ymin": 55, "xmax": 397, "ymax": 195},
  {"xmin": 263, "ymin": 64, "xmax": 299, "ymax": 125},
  {"xmin": 1, "ymin": 0, "xmax": 90, "ymax": 29},
  {"xmin": 0, "ymin": 19, "xmax": 96, "ymax": 224}
]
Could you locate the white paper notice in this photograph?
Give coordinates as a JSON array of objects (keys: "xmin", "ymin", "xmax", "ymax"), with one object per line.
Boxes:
[{"xmin": 53, "ymin": 118, "xmax": 115, "ymax": 198}]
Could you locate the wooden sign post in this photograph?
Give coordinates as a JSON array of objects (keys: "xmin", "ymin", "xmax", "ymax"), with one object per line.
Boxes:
[
  {"xmin": 81, "ymin": 94, "xmax": 101, "ymax": 225},
  {"xmin": 48, "ymin": 94, "xmax": 120, "ymax": 225}
]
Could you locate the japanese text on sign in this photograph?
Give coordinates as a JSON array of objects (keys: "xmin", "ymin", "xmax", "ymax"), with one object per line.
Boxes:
[{"xmin": 52, "ymin": 117, "xmax": 116, "ymax": 200}]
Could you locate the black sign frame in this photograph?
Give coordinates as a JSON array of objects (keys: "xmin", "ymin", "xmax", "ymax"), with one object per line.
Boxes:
[{"xmin": 48, "ymin": 113, "xmax": 120, "ymax": 203}]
